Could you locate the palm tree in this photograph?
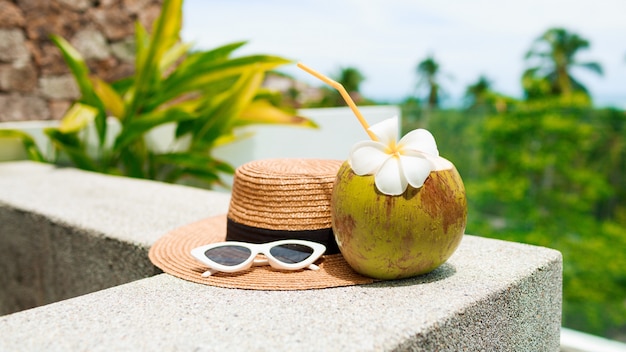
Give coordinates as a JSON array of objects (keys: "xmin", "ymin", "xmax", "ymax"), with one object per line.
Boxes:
[
  {"xmin": 465, "ymin": 75, "xmax": 492, "ymax": 108},
  {"xmin": 318, "ymin": 66, "xmax": 366, "ymax": 107},
  {"xmin": 523, "ymin": 27, "xmax": 603, "ymax": 98},
  {"xmin": 337, "ymin": 66, "xmax": 365, "ymax": 94},
  {"xmin": 464, "ymin": 75, "xmax": 512, "ymax": 113},
  {"xmin": 415, "ymin": 55, "xmax": 446, "ymax": 109}
]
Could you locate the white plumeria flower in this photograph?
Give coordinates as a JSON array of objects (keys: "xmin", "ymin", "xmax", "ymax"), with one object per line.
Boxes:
[{"xmin": 349, "ymin": 116, "xmax": 439, "ymax": 196}]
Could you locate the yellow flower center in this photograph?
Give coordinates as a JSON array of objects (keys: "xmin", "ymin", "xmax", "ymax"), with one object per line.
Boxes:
[{"xmin": 386, "ymin": 141, "xmax": 402, "ymax": 158}]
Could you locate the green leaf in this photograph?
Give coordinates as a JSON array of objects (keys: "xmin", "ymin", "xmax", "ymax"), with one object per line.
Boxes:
[
  {"xmin": 174, "ymin": 119, "xmax": 195, "ymax": 139},
  {"xmin": 128, "ymin": 0, "xmax": 183, "ymax": 117},
  {"xmin": 578, "ymin": 62, "xmax": 604, "ymax": 76},
  {"xmin": 134, "ymin": 22, "xmax": 150, "ymax": 66},
  {"xmin": 128, "ymin": 22, "xmax": 150, "ymax": 107},
  {"xmin": 171, "ymin": 41, "xmax": 247, "ymax": 76},
  {"xmin": 163, "ymin": 167, "xmax": 222, "ymax": 188},
  {"xmin": 90, "ymin": 77, "xmax": 125, "ymax": 119},
  {"xmin": 154, "ymin": 152, "xmax": 235, "ymax": 174},
  {"xmin": 147, "ymin": 0, "xmax": 182, "ymax": 59},
  {"xmin": 154, "ymin": 151, "xmax": 234, "ymax": 187},
  {"xmin": 113, "ymin": 107, "xmax": 196, "ymax": 150},
  {"xmin": 212, "ymin": 130, "xmax": 255, "ymax": 148},
  {"xmin": 0, "ymin": 129, "xmax": 45, "ymax": 162},
  {"xmin": 111, "ymin": 77, "xmax": 135, "ymax": 97},
  {"xmin": 159, "ymin": 42, "xmax": 193, "ymax": 75},
  {"xmin": 160, "ymin": 55, "xmax": 290, "ymax": 104},
  {"xmin": 236, "ymin": 100, "xmax": 318, "ymax": 128},
  {"xmin": 58, "ymin": 103, "xmax": 98, "ymax": 133},
  {"xmin": 50, "ymin": 34, "xmax": 107, "ymax": 144},
  {"xmin": 44, "ymin": 128, "xmax": 97, "ymax": 170},
  {"xmin": 119, "ymin": 146, "xmax": 146, "ymax": 178},
  {"xmin": 50, "ymin": 35, "xmax": 92, "ymax": 99},
  {"xmin": 125, "ymin": 23, "xmax": 150, "ymax": 116},
  {"xmin": 192, "ymin": 69, "xmax": 264, "ymax": 149}
]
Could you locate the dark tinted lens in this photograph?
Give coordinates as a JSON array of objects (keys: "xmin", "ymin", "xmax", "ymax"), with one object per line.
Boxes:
[
  {"xmin": 269, "ymin": 244, "xmax": 314, "ymax": 264},
  {"xmin": 205, "ymin": 245, "xmax": 252, "ymax": 266}
]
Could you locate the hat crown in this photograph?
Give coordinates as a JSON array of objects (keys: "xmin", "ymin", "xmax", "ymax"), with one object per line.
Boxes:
[{"xmin": 227, "ymin": 158, "xmax": 343, "ymax": 231}]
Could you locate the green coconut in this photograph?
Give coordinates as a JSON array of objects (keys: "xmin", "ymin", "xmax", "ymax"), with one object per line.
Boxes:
[{"xmin": 331, "ymin": 157, "xmax": 467, "ymax": 280}]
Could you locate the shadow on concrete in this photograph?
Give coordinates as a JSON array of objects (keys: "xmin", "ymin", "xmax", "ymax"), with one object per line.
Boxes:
[{"xmin": 362, "ymin": 262, "xmax": 457, "ymax": 288}]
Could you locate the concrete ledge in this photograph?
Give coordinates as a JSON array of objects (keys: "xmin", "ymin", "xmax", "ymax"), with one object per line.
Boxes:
[
  {"xmin": 0, "ymin": 161, "xmax": 230, "ymax": 315},
  {"xmin": 0, "ymin": 161, "xmax": 562, "ymax": 351}
]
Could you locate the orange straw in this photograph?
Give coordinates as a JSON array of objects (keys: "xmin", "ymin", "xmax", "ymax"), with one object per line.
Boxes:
[{"xmin": 297, "ymin": 62, "xmax": 377, "ymax": 141}]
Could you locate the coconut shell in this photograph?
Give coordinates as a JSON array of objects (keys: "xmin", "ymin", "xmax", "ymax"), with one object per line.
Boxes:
[{"xmin": 331, "ymin": 159, "xmax": 467, "ymax": 280}]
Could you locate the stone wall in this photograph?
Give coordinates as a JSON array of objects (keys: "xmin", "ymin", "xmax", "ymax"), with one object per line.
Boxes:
[{"xmin": 0, "ymin": 0, "xmax": 162, "ymax": 122}]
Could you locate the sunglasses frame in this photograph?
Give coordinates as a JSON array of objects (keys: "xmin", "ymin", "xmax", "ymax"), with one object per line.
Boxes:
[{"xmin": 190, "ymin": 239, "xmax": 326, "ymax": 275}]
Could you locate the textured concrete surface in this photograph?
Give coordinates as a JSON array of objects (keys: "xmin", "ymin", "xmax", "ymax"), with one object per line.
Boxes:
[
  {"xmin": 0, "ymin": 161, "xmax": 562, "ymax": 351},
  {"xmin": 0, "ymin": 161, "xmax": 230, "ymax": 314},
  {"xmin": 0, "ymin": 161, "xmax": 231, "ymax": 246}
]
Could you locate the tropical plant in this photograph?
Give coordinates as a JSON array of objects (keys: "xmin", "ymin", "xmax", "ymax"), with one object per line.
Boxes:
[
  {"xmin": 523, "ymin": 27, "xmax": 603, "ymax": 99},
  {"xmin": 415, "ymin": 54, "xmax": 449, "ymax": 109},
  {"xmin": 0, "ymin": 130, "xmax": 45, "ymax": 162},
  {"xmin": 3, "ymin": 0, "xmax": 315, "ymax": 188},
  {"xmin": 464, "ymin": 75, "xmax": 492, "ymax": 108},
  {"xmin": 464, "ymin": 75, "xmax": 515, "ymax": 113},
  {"xmin": 315, "ymin": 66, "xmax": 368, "ymax": 107},
  {"xmin": 337, "ymin": 66, "xmax": 366, "ymax": 94},
  {"xmin": 405, "ymin": 95, "xmax": 626, "ymax": 340},
  {"xmin": 475, "ymin": 96, "xmax": 626, "ymax": 338},
  {"xmin": 399, "ymin": 96, "xmax": 421, "ymax": 123}
]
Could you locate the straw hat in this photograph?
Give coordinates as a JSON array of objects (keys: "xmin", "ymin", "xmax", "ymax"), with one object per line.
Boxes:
[{"xmin": 149, "ymin": 158, "xmax": 375, "ymax": 290}]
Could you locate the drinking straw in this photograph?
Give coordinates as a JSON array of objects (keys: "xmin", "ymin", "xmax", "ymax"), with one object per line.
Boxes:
[{"xmin": 297, "ymin": 62, "xmax": 378, "ymax": 141}]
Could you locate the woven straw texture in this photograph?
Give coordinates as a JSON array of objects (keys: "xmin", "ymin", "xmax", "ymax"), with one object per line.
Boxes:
[
  {"xmin": 148, "ymin": 214, "xmax": 376, "ymax": 290},
  {"xmin": 228, "ymin": 159, "xmax": 343, "ymax": 231}
]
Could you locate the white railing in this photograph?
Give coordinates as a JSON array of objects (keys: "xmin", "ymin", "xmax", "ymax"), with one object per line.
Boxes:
[{"xmin": 561, "ymin": 327, "xmax": 626, "ymax": 352}]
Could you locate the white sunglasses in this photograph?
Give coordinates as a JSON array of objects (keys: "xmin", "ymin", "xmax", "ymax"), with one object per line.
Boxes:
[{"xmin": 190, "ymin": 239, "xmax": 326, "ymax": 277}]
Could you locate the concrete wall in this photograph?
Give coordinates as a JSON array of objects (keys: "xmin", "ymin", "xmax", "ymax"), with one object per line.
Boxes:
[
  {"xmin": 0, "ymin": 207, "xmax": 161, "ymax": 315},
  {"xmin": 0, "ymin": 0, "xmax": 162, "ymax": 122},
  {"xmin": 0, "ymin": 161, "xmax": 563, "ymax": 351}
]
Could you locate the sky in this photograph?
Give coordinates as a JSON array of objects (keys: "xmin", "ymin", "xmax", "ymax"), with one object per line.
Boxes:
[{"xmin": 181, "ymin": 0, "xmax": 626, "ymax": 108}]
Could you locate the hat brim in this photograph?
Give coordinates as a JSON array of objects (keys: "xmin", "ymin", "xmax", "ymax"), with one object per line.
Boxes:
[{"xmin": 148, "ymin": 214, "xmax": 376, "ymax": 290}]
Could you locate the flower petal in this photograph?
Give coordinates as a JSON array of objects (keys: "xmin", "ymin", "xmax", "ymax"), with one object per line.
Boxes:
[
  {"xmin": 367, "ymin": 116, "xmax": 399, "ymax": 145},
  {"xmin": 399, "ymin": 153, "xmax": 434, "ymax": 188},
  {"xmin": 374, "ymin": 156, "xmax": 407, "ymax": 196},
  {"xmin": 398, "ymin": 128, "xmax": 439, "ymax": 157},
  {"xmin": 349, "ymin": 140, "xmax": 390, "ymax": 175}
]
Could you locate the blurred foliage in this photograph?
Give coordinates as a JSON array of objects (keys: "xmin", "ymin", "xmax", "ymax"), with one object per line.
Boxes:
[
  {"xmin": 403, "ymin": 93, "xmax": 626, "ymax": 340},
  {"xmin": 415, "ymin": 54, "xmax": 447, "ymax": 109},
  {"xmin": 403, "ymin": 26, "xmax": 625, "ymax": 340},
  {"xmin": 1, "ymin": 0, "xmax": 316, "ymax": 188},
  {"xmin": 305, "ymin": 66, "xmax": 377, "ymax": 108},
  {"xmin": 0, "ymin": 130, "xmax": 45, "ymax": 162},
  {"xmin": 523, "ymin": 27, "xmax": 603, "ymax": 99}
]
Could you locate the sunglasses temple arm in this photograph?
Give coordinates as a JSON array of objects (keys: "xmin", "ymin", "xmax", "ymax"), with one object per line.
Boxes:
[
  {"xmin": 201, "ymin": 268, "xmax": 219, "ymax": 278},
  {"xmin": 307, "ymin": 263, "xmax": 320, "ymax": 271},
  {"xmin": 254, "ymin": 259, "xmax": 319, "ymax": 271}
]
